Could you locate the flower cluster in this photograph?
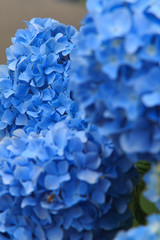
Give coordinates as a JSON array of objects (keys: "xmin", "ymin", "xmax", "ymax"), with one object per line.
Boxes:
[
  {"xmin": 0, "ymin": 0, "xmax": 159, "ymax": 238},
  {"xmin": 0, "ymin": 121, "xmax": 137, "ymax": 239},
  {"xmin": 0, "ymin": 18, "xmax": 78, "ymax": 137},
  {"xmin": 114, "ymin": 214, "xmax": 160, "ymax": 240},
  {"xmin": 71, "ymin": 0, "xmax": 160, "ymax": 161},
  {"xmin": 143, "ymin": 163, "xmax": 160, "ymax": 211}
]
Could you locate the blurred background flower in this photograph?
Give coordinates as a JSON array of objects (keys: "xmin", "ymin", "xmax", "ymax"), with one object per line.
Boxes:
[
  {"xmin": 144, "ymin": 163, "xmax": 160, "ymax": 211},
  {"xmin": 71, "ymin": 0, "xmax": 160, "ymax": 162},
  {"xmin": 114, "ymin": 214, "xmax": 160, "ymax": 240}
]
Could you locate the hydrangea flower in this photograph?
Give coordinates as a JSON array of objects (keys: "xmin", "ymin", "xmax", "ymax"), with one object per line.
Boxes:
[
  {"xmin": 0, "ymin": 121, "xmax": 137, "ymax": 239},
  {"xmin": 114, "ymin": 214, "xmax": 160, "ymax": 240},
  {"xmin": 0, "ymin": 66, "xmax": 9, "ymax": 137},
  {"xmin": 143, "ymin": 163, "xmax": 160, "ymax": 211},
  {"xmin": 0, "ymin": 18, "xmax": 78, "ymax": 137},
  {"xmin": 71, "ymin": 0, "xmax": 160, "ymax": 161}
]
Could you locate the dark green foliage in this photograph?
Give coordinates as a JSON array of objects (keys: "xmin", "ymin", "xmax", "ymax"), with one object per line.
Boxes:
[{"xmin": 130, "ymin": 160, "xmax": 159, "ymax": 227}]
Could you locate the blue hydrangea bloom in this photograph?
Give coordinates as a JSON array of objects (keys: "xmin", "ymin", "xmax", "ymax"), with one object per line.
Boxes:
[
  {"xmin": 143, "ymin": 163, "xmax": 160, "ymax": 211},
  {"xmin": 0, "ymin": 66, "xmax": 9, "ymax": 137},
  {"xmin": 0, "ymin": 18, "xmax": 78, "ymax": 136},
  {"xmin": 114, "ymin": 214, "xmax": 160, "ymax": 240},
  {"xmin": 0, "ymin": 121, "xmax": 137, "ymax": 239},
  {"xmin": 71, "ymin": 0, "xmax": 160, "ymax": 161}
]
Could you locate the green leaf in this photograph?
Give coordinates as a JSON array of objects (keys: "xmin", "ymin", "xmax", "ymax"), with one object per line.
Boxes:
[
  {"xmin": 129, "ymin": 185, "xmax": 147, "ymax": 226},
  {"xmin": 132, "ymin": 218, "xmax": 140, "ymax": 227},
  {"xmin": 140, "ymin": 194, "xmax": 160, "ymax": 215},
  {"xmin": 136, "ymin": 160, "xmax": 151, "ymax": 176},
  {"xmin": 129, "ymin": 160, "xmax": 155, "ymax": 227}
]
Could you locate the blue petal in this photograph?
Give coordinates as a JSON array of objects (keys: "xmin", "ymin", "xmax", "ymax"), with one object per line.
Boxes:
[
  {"xmin": 21, "ymin": 181, "xmax": 34, "ymax": 195},
  {"xmin": 14, "ymin": 228, "xmax": 31, "ymax": 240},
  {"xmin": 0, "ymin": 121, "xmax": 7, "ymax": 130},
  {"xmin": 1, "ymin": 110, "xmax": 15, "ymax": 125},
  {"xmin": 96, "ymin": 8, "xmax": 132, "ymax": 39},
  {"xmin": 21, "ymin": 197, "xmax": 36, "ymax": 208},
  {"xmin": 142, "ymin": 93, "xmax": 160, "ymax": 107},
  {"xmin": 57, "ymin": 161, "xmax": 69, "ymax": 175},
  {"xmin": 15, "ymin": 114, "xmax": 28, "ymax": 126},
  {"xmin": 47, "ymin": 227, "xmax": 63, "ymax": 240},
  {"xmin": 77, "ymin": 169, "xmax": 101, "ymax": 184},
  {"xmin": 14, "ymin": 166, "xmax": 30, "ymax": 181},
  {"xmin": 44, "ymin": 175, "xmax": 60, "ymax": 190},
  {"xmin": 91, "ymin": 190, "xmax": 105, "ymax": 204}
]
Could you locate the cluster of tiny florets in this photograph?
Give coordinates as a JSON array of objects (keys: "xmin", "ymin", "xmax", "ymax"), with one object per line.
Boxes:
[
  {"xmin": 0, "ymin": 122, "xmax": 137, "ymax": 239},
  {"xmin": 0, "ymin": 18, "xmax": 78, "ymax": 137}
]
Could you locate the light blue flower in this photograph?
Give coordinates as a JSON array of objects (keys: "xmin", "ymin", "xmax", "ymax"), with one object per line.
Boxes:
[
  {"xmin": 0, "ymin": 121, "xmax": 137, "ymax": 239},
  {"xmin": 114, "ymin": 214, "xmax": 160, "ymax": 240},
  {"xmin": 71, "ymin": 0, "xmax": 160, "ymax": 161},
  {"xmin": 143, "ymin": 163, "xmax": 160, "ymax": 211},
  {"xmin": 0, "ymin": 18, "xmax": 79, "ymax": 136}
]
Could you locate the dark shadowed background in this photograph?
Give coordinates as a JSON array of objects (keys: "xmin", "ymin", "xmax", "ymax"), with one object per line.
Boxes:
[{"xmin": 0, "ymin": 0, "xmax": 86, "ymax": 64}]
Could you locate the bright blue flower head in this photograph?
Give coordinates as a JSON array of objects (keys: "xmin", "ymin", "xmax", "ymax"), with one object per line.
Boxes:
[
  {"xmin": 71, "ymin": 0, "xmax": 160, "ymax": 161},
  {"xmin": 143, "ymin": 163, "xmax": 160, "ymax": 211},
  {"xmin": 0, "ymin": 121, "xmax": 137, "ymax": 239},
  {"xmin": 0, "ymin": 18, "xmax": 78, "ymax": 136},
  {"xmin": 114, "ymin": 214, "xmax": 160, "ymax": 240}
]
